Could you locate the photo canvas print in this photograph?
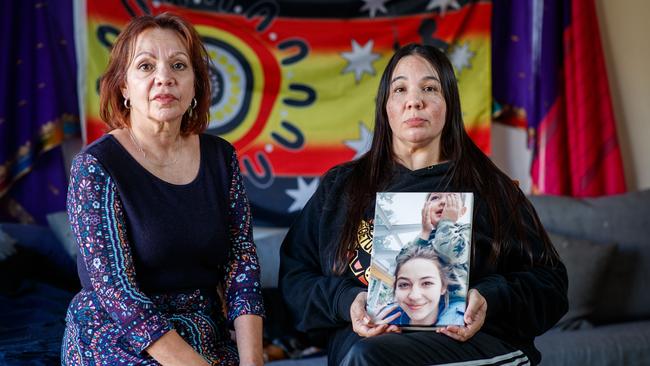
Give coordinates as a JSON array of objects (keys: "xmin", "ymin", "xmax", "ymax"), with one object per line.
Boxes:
[{"xmin": 366, "ymin": 192, "xmax": 474, "ymax": 330}]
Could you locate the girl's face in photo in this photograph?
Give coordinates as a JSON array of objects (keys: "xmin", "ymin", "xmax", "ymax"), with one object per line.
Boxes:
[{"xmin": 394, "ymin": 257, "xmax": 446, "ymax": 325}]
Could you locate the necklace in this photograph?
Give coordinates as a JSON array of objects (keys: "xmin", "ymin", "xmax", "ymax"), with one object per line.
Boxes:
[{"xmin": 128, "ymin": 128, "xmax": 182, "ymax": 167}]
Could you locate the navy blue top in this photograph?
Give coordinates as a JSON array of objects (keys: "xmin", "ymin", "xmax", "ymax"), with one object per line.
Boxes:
[
  {"xmin": 65, "ymin": 133, "xmax": 264, "ymax": 356},
  {"xmin": 77, "ymin": 134, "xmax": 232, "ymax": 293}
]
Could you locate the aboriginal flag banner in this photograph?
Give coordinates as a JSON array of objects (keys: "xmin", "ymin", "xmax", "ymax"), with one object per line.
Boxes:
[{"xmin": 84, "ymin": 0, "xmax": 492, "ymax": 225}]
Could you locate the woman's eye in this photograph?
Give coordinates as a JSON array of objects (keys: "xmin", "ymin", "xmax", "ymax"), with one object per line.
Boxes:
[
  {"xmin": 424, "ymin": 86, "xmax": 437, "ymax": 92},
  {"xmin": 397, "ymin": 282, "xmax": 411, "ymax": 289},
  {"xmin": 138, "ymin": 63, "xmax": 153, "ymax": 71},
  {"xmin": 422, "ymin": 281, "xmax": 435, "ymax": 287},
  {"xmin": 172, "ymin": 62, "xmax": 187, "ymax": 70},
  {"xmin": 393, "ymin": 87, "xmax": 405, "ymax": 93}
]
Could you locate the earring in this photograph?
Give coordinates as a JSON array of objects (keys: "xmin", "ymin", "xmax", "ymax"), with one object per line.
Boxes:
[
  {"xmin": 124, "ymin": 98, "xmax": 131, "ymax": 109},
  {"xmin": 188, "ymin": 97, "xmax": 197, "ymax": 119}
]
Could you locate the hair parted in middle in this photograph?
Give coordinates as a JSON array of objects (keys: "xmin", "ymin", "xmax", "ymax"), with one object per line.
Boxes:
[
  {"xmin": 99, "ymin": 12, "xmax": 212, "ymax": 136},
  {"xmin": 333, "ymin": 43, "xmax": 560, "ymax": 274}
]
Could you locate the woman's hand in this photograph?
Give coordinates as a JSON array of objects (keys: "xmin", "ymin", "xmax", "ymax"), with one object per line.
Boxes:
[
  {"xmin": 350, "ymin": 292, "xmax": 401, "ymax": 337},
  {"xmin": 436, "ymin": 289, "xmax": 487, "ymax": 342},
  {"xmin": 146, "ymin": 330, "xmax": 211, "ymax": 366},
  {"xmin": 233, "ymin": 314, "xmax": 264, "ymax": 366}
]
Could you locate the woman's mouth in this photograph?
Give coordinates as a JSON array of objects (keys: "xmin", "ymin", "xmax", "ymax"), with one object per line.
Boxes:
[
  {"xmin": 406, "ymin": 303, "xmax": 425, "ymax": 311},
  {"xmin": 153, "ymin": 94, "xmax": 177, "ymax": 104},
  {"xmin": 404, "ymin": 118, "xmax": 427, "ymax": 127}
]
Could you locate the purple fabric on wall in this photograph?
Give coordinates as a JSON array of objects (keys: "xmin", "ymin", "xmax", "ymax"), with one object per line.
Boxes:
[
  {"xmin": 492, "ymin": 0, "xmax": 567, "ymax": 137},
  {"xmin": 491, "ymin": 0, "xmax": 534, "ymax": 121},
  {"xmin": 0, "ymin": 0, "xmax": 79, "ymax": 224}
]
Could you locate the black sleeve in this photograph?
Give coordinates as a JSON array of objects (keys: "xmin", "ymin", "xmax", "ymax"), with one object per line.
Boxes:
[
  {"xmin": 279, "ymin": 169, "xmax": 365, "ymax": 333},
  {"xmin": 472, "ymin": 193, "xmax": 569, "ymax": 340}
]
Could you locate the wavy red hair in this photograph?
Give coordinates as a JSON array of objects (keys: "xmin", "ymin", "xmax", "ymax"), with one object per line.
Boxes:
[{"xmin": 99, "ymin": 13, "xmax": 211, "ymax": 136}]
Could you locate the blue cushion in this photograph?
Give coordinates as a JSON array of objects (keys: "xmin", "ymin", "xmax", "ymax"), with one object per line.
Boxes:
[
  {"xmin": 46, "ymin": 211, "xmax": 77, "ymax": 259},
  {"xmin": 0, "ymin": 228, "xmax": 17, "ymax": 261},
  {"xmin": 0, "ymin": 223, "xmax": 76, "ymax": 276},
  {"xmin": 549, "ymin": 233, "xmax": 616, "ymax": 329},
  {"xmin": 254, "ymin": 227, "xmax": 289, "ymax": 288},
  {"xmin": 529, "ymin": 189, "xmax": 650, "ymax": 322},
  {"xmin": 536, "ymin": 320, "xmax": 650, "ymax": 366}
]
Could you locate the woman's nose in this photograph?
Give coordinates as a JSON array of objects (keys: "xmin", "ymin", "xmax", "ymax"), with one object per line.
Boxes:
[
  {"xmin": 406, "ymin": 92, "xmax": 424, "ymax": 109},
  {"xmin": 408, "ymin": 286, "xmax": 422, "ymax": 299},
  {"xmin": 155, "ymin": 65, "xmax": 174, "ymax": 86}
]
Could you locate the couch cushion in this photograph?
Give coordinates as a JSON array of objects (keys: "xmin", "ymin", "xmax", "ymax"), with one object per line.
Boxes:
[
  {"xmin": 0, "ymin": 223, "xmax": 79, "ymax": 293},
  {"xmin": 46, "ymin": 211, "xmax": 77, "ymax": 259},
  {"xmin": 254, "ymin": 227, "xmax": 289, "ymax": 288},
  {"xmin": 0, "ymin": 223, "xmax": 75, "ymax": 276},
  {"xmin": 535, "ymin": 320, "xmax": 650, "ymax": 366},
  {"xmin": 529, "ymin": 190, "xmax": 650, "ymax": 322},
  {"xmin": 549, "ymin": 234, "xmax": 616, "ymax": 329},
  {"xmin": 0, "ymin": 228, "xmax": 17, "ymax": 261}
]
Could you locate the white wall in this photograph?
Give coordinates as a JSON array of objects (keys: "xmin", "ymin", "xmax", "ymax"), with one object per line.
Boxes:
[
  {"xmin": 595, "ymin": 0, "xmax": 650, "ymax": 191},
  {"xmin": 492, "ymin": 0, "xmax": 650, "ymax": 193}
]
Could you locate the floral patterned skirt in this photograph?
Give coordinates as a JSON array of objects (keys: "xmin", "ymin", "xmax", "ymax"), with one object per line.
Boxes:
[{"xmin": 61, "ymin": 288, "xmax": 238, "ymax": 365}]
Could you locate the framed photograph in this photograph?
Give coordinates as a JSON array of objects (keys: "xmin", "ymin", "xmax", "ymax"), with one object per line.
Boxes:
[{"xmin": 366, "ymin": 192, "xmax": 474, "ymax": 330}]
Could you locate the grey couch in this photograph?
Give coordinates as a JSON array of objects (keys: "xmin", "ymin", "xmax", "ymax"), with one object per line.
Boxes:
[
  {"xmin": 531, "ymin": 190, "xmax": 650, "ymax": 365},
  {"xmin": 255, "ymin": 189, "xmax": 650, "ymax": 365}
]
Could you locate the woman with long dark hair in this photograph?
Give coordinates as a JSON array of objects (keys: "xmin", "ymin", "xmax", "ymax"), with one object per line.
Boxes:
[{"xmin": 279, "ymin": 44, "xmax": 567, "ymax": 365}]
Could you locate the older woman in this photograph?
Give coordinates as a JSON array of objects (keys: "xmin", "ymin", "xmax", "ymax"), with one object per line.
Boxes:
[
  {"xmin": 279, "ymin": 44, "xmax": 567, "ymax": 365},
  {"xmin": 61, "ymin": 14, "xmax": 264, "ymax": 366}
]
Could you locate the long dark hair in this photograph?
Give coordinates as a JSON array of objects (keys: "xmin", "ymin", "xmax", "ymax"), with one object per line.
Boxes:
[{"xmin": 333, "ymin": 44, "xmax": 559, "ymax": 274}]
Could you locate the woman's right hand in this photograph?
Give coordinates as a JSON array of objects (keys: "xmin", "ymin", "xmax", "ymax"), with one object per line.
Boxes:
[{"xmin": 350, "ymin": 292, "xmax": 401, "ymax": 337}]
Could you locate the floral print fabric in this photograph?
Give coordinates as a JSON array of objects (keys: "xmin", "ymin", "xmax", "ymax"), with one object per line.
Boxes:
[{"xmin": 61, "ymin": 151, "xmax": 263, "ymax": 365}]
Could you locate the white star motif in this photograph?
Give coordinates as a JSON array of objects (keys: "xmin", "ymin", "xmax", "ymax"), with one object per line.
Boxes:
[
  {"xmin": 285, "ymin": 177, "xmax": 320, "ymax": 213},
  {"xmin": 344, "ymin": 122, "xmax": 373, "ymax": 160},
  {"xmin": 360, "ymin": 0, "xmax": 389, "ymax": 18},
  {"xmin": 341, "ymin": 40, "xmax": 381, "ymax": 83},
  {"xmin": 426, "ymin": 0, "xmax": 461, "ymax": 16},
  {"xmin": 448, "ymin": 42, "xmax": 475, "ymax": 75}
]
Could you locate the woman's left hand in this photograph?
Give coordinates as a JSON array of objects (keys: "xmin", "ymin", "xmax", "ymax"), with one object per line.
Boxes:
[
  {"xmin": 436, "ymin": 289, "xmax": 487, "ymax": 342},
  {"xmin": 233, "ymin": 314, "xmax": 264, "ymax": 366}
]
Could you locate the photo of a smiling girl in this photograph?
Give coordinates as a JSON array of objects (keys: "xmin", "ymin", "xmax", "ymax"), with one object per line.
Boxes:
[
  {"xmin": 381, "ymin": 245, "xmax": 464, "ymax": 326},
  {"xmin": 366, "ymin": 192, "xmax": 473, "ymax": 328}
]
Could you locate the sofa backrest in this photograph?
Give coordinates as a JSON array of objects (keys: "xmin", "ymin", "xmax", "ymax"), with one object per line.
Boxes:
[
  {"xmin": 529, "ymin": 189, "xmax": 650, "ymax": 323},
  {"xmin": 254, "ymin": 227, "xmax": 290, "ymax": 288}
]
